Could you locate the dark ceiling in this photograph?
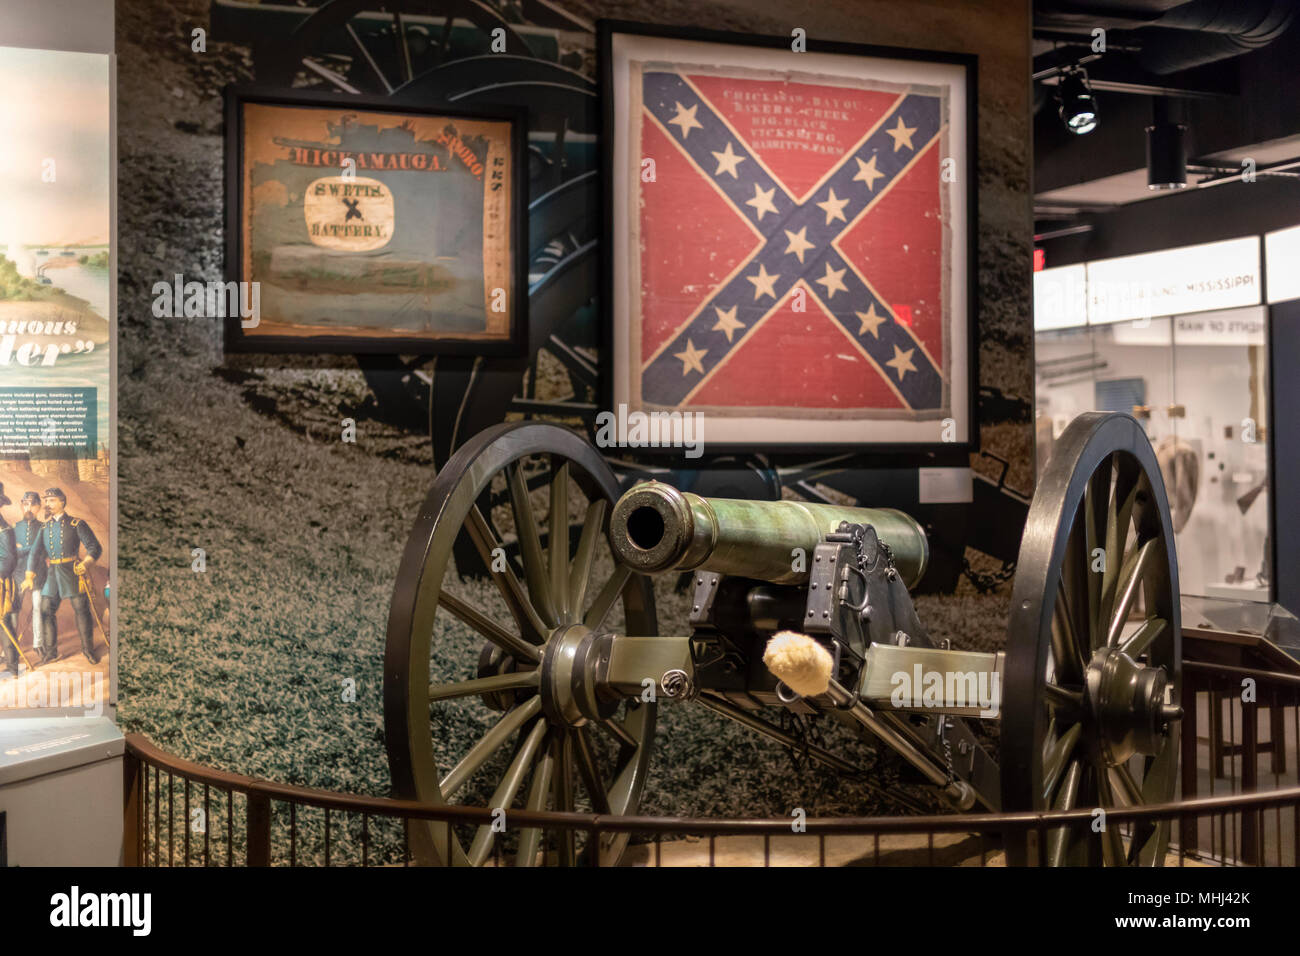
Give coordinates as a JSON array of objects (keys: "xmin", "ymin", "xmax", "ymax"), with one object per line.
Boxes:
[{"xmin": 1032, "ymin": 0, "xmax": 1300, "ymax": 237}]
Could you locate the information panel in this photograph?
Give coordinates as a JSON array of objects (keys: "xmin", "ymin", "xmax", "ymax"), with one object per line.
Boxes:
[{"xmin": 0, "ymin": 45, "xmax": 113, "ymax": 713}]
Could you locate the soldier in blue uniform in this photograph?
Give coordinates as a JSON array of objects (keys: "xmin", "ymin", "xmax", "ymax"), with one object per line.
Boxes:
[
  {"xmin": 22, "ymin": 487, "xmax": 103, "ymax": 665},
  {"xmin": 0, "ymin": 484, "xmax": 17, "ymax": 677},
  {"xmin": 7, "ymin": 491, "xmax": 48, "ymax": 665}
]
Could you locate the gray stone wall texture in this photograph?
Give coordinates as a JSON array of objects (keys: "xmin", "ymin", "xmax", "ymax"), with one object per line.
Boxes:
[{"xmin": 115, "ymin": 0, "xmax": 1031, "ymax": 854}]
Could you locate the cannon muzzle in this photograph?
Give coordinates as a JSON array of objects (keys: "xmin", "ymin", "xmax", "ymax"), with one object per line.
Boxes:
[{"xmin": 609, "ymin": 481, "xmax": 929, "ymax": 588}]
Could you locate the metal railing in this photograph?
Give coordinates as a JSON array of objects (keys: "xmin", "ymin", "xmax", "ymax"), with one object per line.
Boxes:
[
  {"xmin": 1180, "ymin": 659, "xmax": 1300, "ymax": 865},
  {"xmin": 122, "ymin": 661, "xmax": 1300, "ymax": 866}
]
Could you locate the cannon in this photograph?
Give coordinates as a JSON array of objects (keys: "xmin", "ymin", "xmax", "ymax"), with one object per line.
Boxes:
[{"xmin": 384, "ymin": 411, "xmax": 1182, "ymax": 866}]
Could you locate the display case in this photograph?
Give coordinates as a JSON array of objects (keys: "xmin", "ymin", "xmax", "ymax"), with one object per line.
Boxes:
[
  {"xmin": 1183, "ymin": 595, "xmax": 1300, "ymax": 659},
  {"xmin": 1035, "ymin": 304, "xmax": 1272, "ymax": 603}
]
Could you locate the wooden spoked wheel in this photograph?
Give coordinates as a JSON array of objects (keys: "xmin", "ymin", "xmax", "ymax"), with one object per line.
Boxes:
[
  {"xmin": 1002, "ymin": 412, "xmax": 1182, "ymax": 866},
  {"xmin": 384, "ymin": 422, "xmax": 657, "ymax": 865}
]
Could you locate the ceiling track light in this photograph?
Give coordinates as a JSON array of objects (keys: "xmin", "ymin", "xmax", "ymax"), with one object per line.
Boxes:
[{"xmin": 1057, "ymin": 67, "xmax": 1098, "ymax": 136}]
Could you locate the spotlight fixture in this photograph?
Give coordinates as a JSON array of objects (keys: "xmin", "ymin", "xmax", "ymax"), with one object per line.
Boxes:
[
  {"xmin": 1146, "ymin": 121, "xmax": 1187, "ymax": 190},
  {"xmin": 1057, "ymin": 68, "xmax": 1098, "ymax": 136}
]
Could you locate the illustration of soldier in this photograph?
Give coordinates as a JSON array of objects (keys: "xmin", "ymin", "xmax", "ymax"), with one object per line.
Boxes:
[
  {"xmin": 8, "ymin": 491, "xmax": 48, "ymax": 665},
  {"xmin": 0, "ymin": 484, "xmax": 20, "ymax": 679},
  {"xmin": 21, "ymin": 487, "xmax": 104, "ymax": 665}
]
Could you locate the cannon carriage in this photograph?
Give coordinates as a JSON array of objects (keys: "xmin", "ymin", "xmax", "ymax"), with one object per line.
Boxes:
[
  {"xmin": 215, "ymin": 1, "xmax": 1180, "ymax": 868},
  {"xmin": 383, "ymin": 410, "xmax": 1183, "ymax": 866}
]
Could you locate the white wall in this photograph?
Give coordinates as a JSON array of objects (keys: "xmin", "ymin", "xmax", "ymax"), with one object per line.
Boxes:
[{"xmin": 0, "ymin": 0, "xmax": 112, "ymax": 54}]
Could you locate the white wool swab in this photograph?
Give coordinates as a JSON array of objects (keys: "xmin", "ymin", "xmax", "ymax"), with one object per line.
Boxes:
[{"xmin": 763, "ymin": 631, "xmax": 834, "ymax": 698}]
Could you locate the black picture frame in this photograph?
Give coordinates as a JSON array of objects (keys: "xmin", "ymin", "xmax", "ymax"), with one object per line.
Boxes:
[
  {"xmin": 223, "ymin": 85, "xmax": 529, "ymax": 355},
  {"xmin": 598, "ymin": 19, "xmax": 979, "ymax": 455}
]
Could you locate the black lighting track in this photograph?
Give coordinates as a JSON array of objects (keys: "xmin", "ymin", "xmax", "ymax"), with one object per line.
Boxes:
[{"xmin": 1033, "ymin": 48, "xmax": 1238, "ymax": 99}]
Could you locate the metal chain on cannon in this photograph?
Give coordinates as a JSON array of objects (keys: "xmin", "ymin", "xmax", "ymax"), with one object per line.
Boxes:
[
  {"xmin": 922, "ymin": 521, "xmax": 1018, "ymax": 594},
  {"xmin": 838, "ymin": 519, "xmax": 897, "ymax": 585},
  {"xmin": 958, "ymin": 556, "xmax": 1018, "ymax": 594},
  {"xmin": 776, "ymin": 710, "xmax": 830, "ymax": 776},
  {"xmin": 939, "ymin": 717, "xmax": 956, "ymax": 788}
]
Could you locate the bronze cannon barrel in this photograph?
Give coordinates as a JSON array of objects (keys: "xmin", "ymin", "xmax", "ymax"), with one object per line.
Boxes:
[{"xmin": 608, "ymin": 481, "xmax": 929, "ymax": 588}]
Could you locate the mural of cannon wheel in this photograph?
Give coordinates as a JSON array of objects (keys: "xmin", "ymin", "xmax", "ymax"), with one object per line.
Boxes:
[{"xmin": 385, "ymin": 412, "xmax": 1183, "ymax": 865}]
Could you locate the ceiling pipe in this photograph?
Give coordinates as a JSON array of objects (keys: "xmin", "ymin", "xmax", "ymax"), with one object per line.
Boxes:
[
  {"xmin": 1034, "ymin": 224, "xmax": 1093, "ymax": 242},
  {"xmin": 1036, "ymin": 0, "xmax": 1295, "ymax": 37},
  {"xmin": 1139, "ymin": 0, "xmax": 1297, "ymax": 74},
  {"xmin": 1153, "ymin": 0, "xmax": 1295, "ymax": 34}
]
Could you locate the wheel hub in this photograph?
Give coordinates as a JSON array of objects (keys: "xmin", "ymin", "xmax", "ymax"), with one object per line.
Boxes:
[
  {"xmin": 539, "ymin": 624, "xmax": 618, "ymax": 728},
  {"xmin": 1085, "ymin": 646, "xmax": 1182, "ymax": 766}
]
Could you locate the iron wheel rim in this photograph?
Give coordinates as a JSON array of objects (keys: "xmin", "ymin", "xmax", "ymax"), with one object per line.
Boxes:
[
  {"xmin": 1002, "ymin": 412, "xmax": 1181, "ymax": 866},
  {"xmin": 384, "ymin": 420, "xmax": 657, "ymax": 865}
]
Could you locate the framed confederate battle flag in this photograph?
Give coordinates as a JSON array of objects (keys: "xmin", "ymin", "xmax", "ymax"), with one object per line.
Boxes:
[{"xmin": 601, "ymin": 22, "xmax": 977, "ymax": 451}]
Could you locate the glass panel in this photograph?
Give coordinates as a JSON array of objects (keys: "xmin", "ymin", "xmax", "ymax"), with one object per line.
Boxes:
[
  {"xmin": 1034, "ymin": 317, "xmax": 1174, "ymax": 476},
  {"xmin": 1033, "ymin": 305, "xmax": 1273, "ymax": 605},
  {"xmin": 1182, "ymin": 595, "xmax": 1298, "ymax": 647},
  {"xmin": 1170, "ymin": 306, "xmax": 1270, "ymax": 602},
  {"xmin": 1035, "ymin": 323, "xmax": 1097, "ymax": 476}
]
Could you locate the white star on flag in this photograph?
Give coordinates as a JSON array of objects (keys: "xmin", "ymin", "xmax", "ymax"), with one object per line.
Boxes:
[
  {"xmin": 674, "ymin": 339, "xmax": 708, "ymax": 375},
  {"xmin": 853, "ymin": 154, "xmax": 884, "ymax": 191},
  {"xmin": 745, "ymin": 184, "xmax": 779, "ymax": 220},
  {"xmin": 783, "ymin": 226, "xmax": 815, "ymax": 263},
  {"xmin": 712, "ymin": 304, "xmax": 745, "ymax": 342},
  {"xmin": 855, "ymin": 303, "xmax": 889, "ymax": 338},
  {"xmin": 814, "ymin": 263, "xmax": 848, "ymax": 299},
  {"xmin": 746, "ymin": 263, "xmax": 780, "ymax": 300},
  {"xmin": 668, "ymin": 101, "xmax": 703, "ymax": 138},
  {"xmin": 887, "ymin": 116, "xmax": 917, "ymax": 152},
  {"xmin": 885, "ymin": 344, "xmax": 917, "ymax": 380},
  {"xmin": 816, "ymin": 188, "xmax": 849, "ymax": 225},
  {"xmin": 711, "ymin": 141, "xmax": 746, "ymax": 178}
]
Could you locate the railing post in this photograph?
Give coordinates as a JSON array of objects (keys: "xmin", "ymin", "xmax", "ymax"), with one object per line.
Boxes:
[
  {"xmin": 1180, "ymin": 681, "xmax": 1199, "ymax": 856},
  {"xmin": 1294, "ymin": 802, "xmax": 1300, "ymax": 867},
  {"xmin": 1209, "ymin": 688, "xmax": 1225, "ymax": 779},
  {"xmin": 246, "ymin": 793, "xmax": 272, "ymax": 867},
  {"xmin": 123, "ymin": 747, "xmax": 142, "ymax": 867},
  {"xmin": 1270, "ymin": 692, "xmax": 1286, "ymax": 775},
  {"xmin": 1241, "ymin": 698, "xmax": 1259, "ymax": 864}
]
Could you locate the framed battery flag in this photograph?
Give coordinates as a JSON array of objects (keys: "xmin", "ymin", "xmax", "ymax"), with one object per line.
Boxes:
[
  {"xmin": 224, "ymin": 89, "xmax": 527, "ymax": 354},
  {"xmin": 602, "ymin": 22, "xmax": 976, "ymax": 450}
]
